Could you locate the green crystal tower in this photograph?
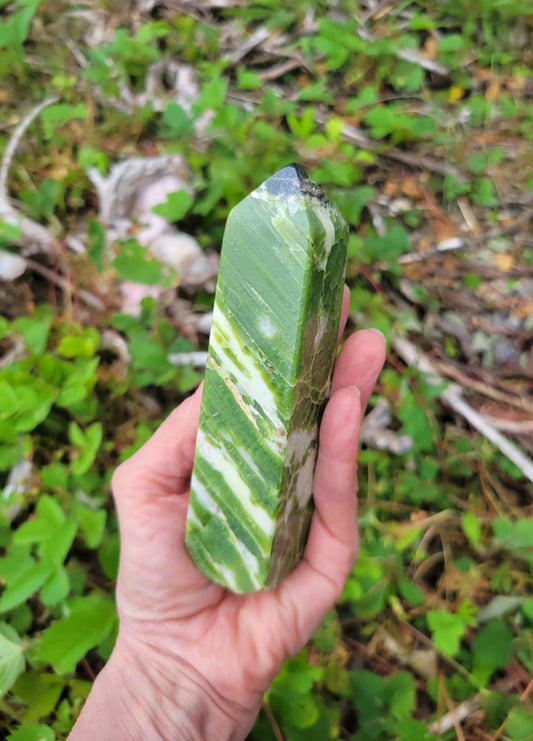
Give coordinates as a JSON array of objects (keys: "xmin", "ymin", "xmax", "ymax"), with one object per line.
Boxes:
[{"xmin": 185, "ymin": 164, "xmax": 348, "ymax": 593}]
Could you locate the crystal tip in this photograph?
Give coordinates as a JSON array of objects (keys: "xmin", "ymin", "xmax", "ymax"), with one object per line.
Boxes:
[{"xmin": 264, "ymin": 164, "xmax": 329, "ymax": 204}]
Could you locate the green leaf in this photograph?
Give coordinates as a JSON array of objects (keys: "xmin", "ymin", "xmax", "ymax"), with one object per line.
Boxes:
[
  {"xmin": 427, "ymin": 604, "xmax": 476, "ymax": 657},
  {"xmin": 438, "ymin": 34, "xmax": 466, "ymax": 53},
  {"xmin": 472, "ymin": 619, "xmax": 514, "ymax": 684},
  {"xmin": 70, "ymin": 422, "xmax": 102, "ymax": 477},
  {"xmin": 286, "ymin": 107, "xmax": 315, "ymax": 139},
  {"xmin": 38, "ymin": 520, "xmax": 77, "ymax": 565},
  {"xmin": 345, "ymin": 86, "xmax": 378, "ymax": 113},
  {"xmin": 397, "ymin": 572, "xmax": 424, "ymax": 606},
  {"xmin": 397, "ymin": 393, "xmax": 434, "ymax": 453},
  {"xmin": 193, "ymin": 76, "xmax": 228, "ymax": 114},
  {"xmin": 0, "ymin": 382, "xmax": 56, "ymax": 435},
  {"xmin": 35, "ymin": 496, "xmax": 65, "ymax": 528},
  {"xmin": 36, "ymin": 595, "xmax": 116, "ymax": 674},
  {"xmin": 77, "ymin": 507, "xmax": 106, "ymax": 549},
  {"xmin": 58, "ymin": 328, "xmax": 99, "ymax": 358},
  {"xmin": 312, "ymin": 610, "xmax": 341, "ymax": 653},
  {"xmin": 396, "ymin": 717, "xmax": 439, "ymax": 740},
  {"xmin": 160, "ymin": 103, "xmax": 194, "ymax": 138},
  {"xmin": 40, "ymin": 463, "xmax": 68, "ymax": 491},
  {"xmin": 0, "ymin": 622, "xmax": 25, "ymax": 697},
  {"xmin": 113, "ymin": 240, "xmax": 169, "ymax": 285},
  {"xmin": 494, "ymin": 518, "xmax": 533, "ymax": 550},
  {"xmin": 0, "ymin": 559, "xmax": 52, "ymax": 612},
  {"xmin": 505, "ymin": 705, "xmax": 533, "ymax": 741},
  {"xmin": 461, "ymin": 511, "xmax": 482, "ymax": 548},
  {"xmin": 385, "ymin": 671, "xmax": 416, "ymax": 720},
  {"xmin": 268, "ymin": 656, "xmax": 322, "ymax": 730},
  {"xmin": 236, "ymin": 69, "xmax": 262, "ymax": 90},
  {"xmin": 0, "ymin": 381, "xmax": 19, "ymax": 417},
  {"xmin": 269, "ymin": 686, "xmax": 319, "ymax": 728},
  {"xmin": 472, "ymin": 177, "xmax": 499, "ymax": 206},
  {"xmin": 40, "ymin": 566, "xmax": 69, "ymax": 607},
  {"xmin": 364, "ymin": 224, "xmax": 412, "ymax": 265},
  {"xmin": 98, "ymin": 532, "xmax": 120, "ymax": 581},
  {"xmin": 12, "ymin": 496, "xmax": 77, "ymax": 567},
  {"xmin": 21, "ymin": 178, "xmax": 61, "ymax": 220},
  {"xmin": 363, "ymin": 106, "xmax": 396, "ymax": 138},
  {"xmin": 12, "ymin": 671, "xmax": 64, "ymax": 724},
  {"xmin": 7, "ymin": 724, "xmax": 55, "ymax": 741},
  {"xmin": 13, "ymin": 305, "xmax": 53, "ymax": 355},
  {"xmin": 87, "ymin": 218, "xmax": 106, "ymax": 272},
  {"xmin": 41, "ymin": 103, "xmax": 88, "ymax": 140},
  {"xmin": 151, "ymin": 190, "xmax": 193, "ymax": 222},
  {"xmin": 135, "ymin": 19, "xmax": 169, "ymax": 42},
  {"xmin": 335, "ymin": 186, "xmax": 375, "ymax": 226},
  {"xmin": 0, "ymin": 0, "xmax": 40, "ymax": 47},
  {"xmin": 67, "ymin": 421, "xmax": 86, "ymax": 449}
]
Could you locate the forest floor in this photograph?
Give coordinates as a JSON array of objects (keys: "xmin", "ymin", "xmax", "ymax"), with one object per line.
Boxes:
[{"xmin": 1, "ymin": 1, "xmax": 533, "ymax": 740}]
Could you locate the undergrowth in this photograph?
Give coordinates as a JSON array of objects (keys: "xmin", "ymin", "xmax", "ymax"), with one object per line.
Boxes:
[{"xmin": 0, "ymin": 1, "xmax": 532, "ymax": 739}]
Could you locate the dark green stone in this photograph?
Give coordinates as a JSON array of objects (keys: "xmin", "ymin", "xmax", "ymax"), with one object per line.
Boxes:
[{"xmin": 185, "ymin": 164, "xmax": 348, "ymax": 592}]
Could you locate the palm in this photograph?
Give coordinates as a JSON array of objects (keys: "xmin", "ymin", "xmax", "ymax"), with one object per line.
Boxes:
[
  {"xmin": 114, "ymin": 464, "xmax": 310, "ymax": 701},
  {"xmin": 112, "ymin": 328, "xmax": 386, "ymax": 712}
]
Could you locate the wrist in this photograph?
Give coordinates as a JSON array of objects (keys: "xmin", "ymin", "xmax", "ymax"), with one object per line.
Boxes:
[{"xmin": 69, "ymin": 633, "xmax": 255, "ymax": 741}]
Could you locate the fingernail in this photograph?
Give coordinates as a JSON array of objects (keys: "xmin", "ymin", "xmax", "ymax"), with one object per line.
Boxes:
[
  {"xmin": 349, "ymin": 384, "xmax": 361, "ymax": 398},
  {"xmin": 369, "ymin": 328, "xmax": 386, "ymax": 344}
]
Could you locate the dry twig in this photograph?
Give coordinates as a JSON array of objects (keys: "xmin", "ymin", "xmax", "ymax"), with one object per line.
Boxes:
[
  {"xmin": 428, "ymin": 693, "xmax": 482, "ymax": 735},
  {"xmin": 393, "ymin": 336, "xmax": 533, "ymax": 484},
  {"xmin": 0, "ymin": 96, "xmax": 59, "ymax": 257}
]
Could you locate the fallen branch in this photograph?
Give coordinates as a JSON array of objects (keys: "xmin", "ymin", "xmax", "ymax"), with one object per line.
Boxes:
[
  {"xmin": 168, "ymin": 351, "xmax": 208, "ymax": 367},
  {"xmin": 0, "ymin": 96, "xmax": 59, "ymax": 257},
  {"xmin": 315, "ymin": 114, "xmax": 468, "ymax": 182},
  {"xmin": 427, "ymin": 693, "xmax": 482, "ymax": 735},
  {"xmin": 397, "ymin": 237, "xmax": 465, "ymax": 265},
  {"xmin": 393, "ymin": 335, "xmax": 533, "ymax": 484}
]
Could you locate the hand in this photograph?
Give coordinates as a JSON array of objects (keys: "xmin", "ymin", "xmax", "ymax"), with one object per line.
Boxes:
[{"xmin": 69, "ymin": 305, "xmax": 386, "ymax": 741}]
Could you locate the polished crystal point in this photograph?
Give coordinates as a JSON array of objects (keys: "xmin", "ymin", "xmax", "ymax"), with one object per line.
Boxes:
[{"xmin": 185, "ymin": 164, "xmax": 348, "ymax": 593}]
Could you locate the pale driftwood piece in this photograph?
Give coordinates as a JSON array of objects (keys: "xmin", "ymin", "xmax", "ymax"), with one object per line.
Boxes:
[
  {"xmin": 427, "ymin": 694, "xmax": 482, "ymax": 735},
  {"xmin": 396, "ymin": 48, "xmax": 450, "ymax": 76},
  {"xmin": 360, "ymin": 398, "xmax": 414, "ymax": 454},
  {"xmin": 0, "ymin": 337, "xmax": 25, "ymax": 369},
  {"xmin": 87, "ymin": 154, "xmax": 189, "ymax": 227},
  {"xmin": 225, "ymin": 26, "xmax": 271, "ymax": 63},
  {"xmin": 167, "ymin": 351, "xmax": 208, "ymax": 368},
  {"xmin": 393, "ymin": 336, "xmax": 533, "ymax": 484},
  {"xmin": 101, "ymin": 330, "xmax": 131, "ymax": 376},
  {"xmin": 2, "ymin": 459, "xmax": 33, "ymax": 522},
  {"xmin": 0, "ymin": 96, "xmax": 59, "ymax": 257},
  {"xmin": 397, "ymin": 237, "xmax": 465, "ymax": 265}
]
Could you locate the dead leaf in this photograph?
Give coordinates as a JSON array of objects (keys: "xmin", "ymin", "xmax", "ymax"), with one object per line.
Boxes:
[
  {"xmin": 485, "ymin": 82, "xmax": 502, "ymax": 101},
  {"xmin": 492, "ymin": 253, "xmax": 515, "ymax": 271},
  {"xmin": 511, "ymin": 300, "xmax": 533, "ymax": 319},
  {"xmin": 424, "ymin": 37, "xmax": 438, "ymax": 59},
  {"xmin": 384, "ymin": 180, "xmax": 400, "ymax": 197},
  {"xmin": 401, "ymin": 178, "xmax": 423, "ymax": 198}
]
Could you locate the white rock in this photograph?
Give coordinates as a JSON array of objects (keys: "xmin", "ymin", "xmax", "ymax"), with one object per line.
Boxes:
[
  {"xmin": 150, "ymin": 232, "xmax": 211, "ymax": 284},
  {"xmin": 0, "ymin": 249, "xmax": 27, "ymax": 281}
]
